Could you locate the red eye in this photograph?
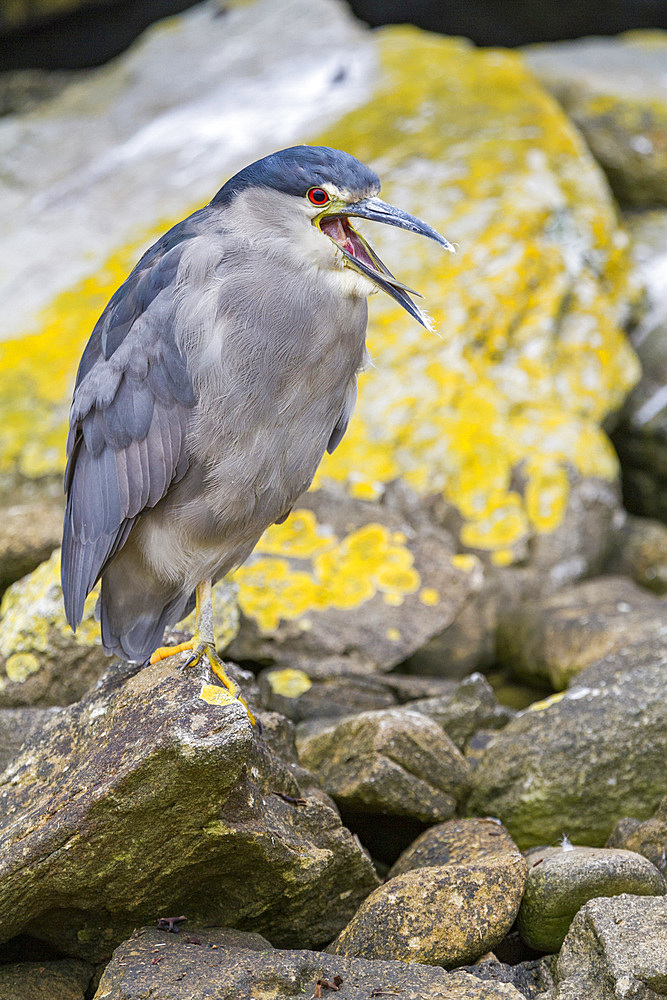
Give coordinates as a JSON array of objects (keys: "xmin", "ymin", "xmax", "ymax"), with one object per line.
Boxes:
[{"xmin": 307, "ymin": 187, "xmax": 330, "ymax": 206}]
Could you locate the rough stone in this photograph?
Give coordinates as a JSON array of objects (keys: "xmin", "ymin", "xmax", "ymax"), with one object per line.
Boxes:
[
  {"xmin": 0, "ymin": 705, "xmax": 61, "ymax": 772},
  {"xmin": 0, "ymin": 959, "xmax": 92, "ymax": 1000},
  {"xmin": 0, "ymin": 548, "xmax": 238, "ymax": 707},
  {"xmin": 328, "ymin": 853, "xmax": 528, "ymax": 968},
  {"xmin": 403, "ymin": 673, "xmax": 514, "ymax": 749},
  {"xmin": 389, "ymin": 817, "xmax": 520, "ymax": 878},
  {"xmin": 524, "ymin": 32, "xmax": 667, "ymax": 207},
  {"xmin": 0, "ymin": 495, "xmax": 63, "ymax": 595},
  {"xmin": 0, "ymin": 655, "xmax": 379, "ymax": 962},
  {"xmin": 553, "ymin": 894, "xmax": 667, "ymax": 1000},
  {"xmin": 296, "ymin": 706, "xmax": 471, "ymax": 823},
  {"xmin": 518, "ymin": 845, "xmax": 666, "ymax": 953},
  {"xmin": 467, "ymin": 655, "xmax": 667, "ymax": 849},
  {"xmin": 496, "ymin": 575, "xmax": 666, "ymax": 690},
  {"xmin": 607, "ymin": 515, "xmax": 667, "ymax": 594},
  {"xmin": 612, "ymin": 208, "xmax": 667, "ymax": 523},
  {"xmin": 93, "ymin": 925, "xmax": 527, "ymax": 1000},
  {"xmin": 226, "ymin": 490, "xmax": 484, "ymax": 675},
  {"xmin": 607, "ymin": 796, "xmax": 667, "ymax": 875},
  {"xmin": 459, "ymin": 957, "xmax": 557, "ymax": 1000}
]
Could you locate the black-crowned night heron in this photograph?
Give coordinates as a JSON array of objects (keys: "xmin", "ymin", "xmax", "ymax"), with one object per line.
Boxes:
[{"xmin": 62, "ymin": 145, "xmax": 453, "ymax": 723}]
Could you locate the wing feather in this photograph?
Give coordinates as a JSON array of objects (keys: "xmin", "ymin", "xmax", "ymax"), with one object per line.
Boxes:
[{"xmin": 61, "ymin": 218, "xmax": 201, "ymax": 631}]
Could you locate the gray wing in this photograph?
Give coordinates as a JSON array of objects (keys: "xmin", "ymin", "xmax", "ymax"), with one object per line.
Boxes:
[
  {"xmin": 61, "ymin": 216, "xmax": 203, "ymax": 631},
  {"xmin": 326, "ymin": 380, "xmax": 358, "ymax": 454}
]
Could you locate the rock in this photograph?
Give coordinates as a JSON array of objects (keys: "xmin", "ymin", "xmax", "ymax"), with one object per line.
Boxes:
[
  {"xmin": 553, "ymin": 894, "xmax": 667, "ymax": 1000},
  {"xmin": 328, "ymin": 853, "xmax": 527, "ymax": 968},
  {"xmin": 93, "ymin": 924, "xmax": 527, "ymax": 1000},
  {"xmin": 0, "ymin": 1, "xmax": 638, "ymax": 613},
  {"xmin": 607, "ymin": 796, "xmax": 667, "ymax": 874},
  {"xmin": 296, "ymin": 707, "xmax": 471, "ymax": 824},
  {"xmin": 0, "ymin": 705, "xmax": 61, "ymax": 772},
  {"xmin": 0, "ymin": 495, "xmax": 63, "ymax": 595},
  {"xmin": 403, "ymin": 673, "xmax": 514, "ymax": 750},
  {"xmin": 0, "ymin": 656, "xmax": 379, "ymax": 961},
  {"xmin": 611, "ymin": 208, "xmax": 667, "ymax": 523},
  {"xmin": 467, "ymin": 654, "xmax": 667, "ymax": 849},
  {"xmin": 459, "ymin": 956, "xmax": 557, "ymax": 1000},
  {"xmin": 518, "ymin": 845, "xmax": 666, "ymax": 953},
  {"xmin": 258, "ymin": 666, "xmax": 398, "ymax": 721},
  {"xmin": 606, "ymin": 515, "xmax": 667, "ymax": 594},
  {"xmin": 0, "ymin": 958, "xmax": 92, "ymax": 1000},
  {"xmin": 496, "ymin": 575, "xmax": 666, "ymax": 690},
  {"xmin": 389, "ymin": 817, "xmax": 520, "ymax": 878},
  {"xmin": 0, "ymin": 548, "xmax": 239, "ymax": 707},
  {"xmin": 226, "ymin": 491, "xmax": 484, "ymax": 676},
  {"xmin": 524, "ymin": 32, "xmax": 667, "ymax": 207}
]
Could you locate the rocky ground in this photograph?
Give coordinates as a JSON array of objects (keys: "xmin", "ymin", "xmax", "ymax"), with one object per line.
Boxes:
[{"xmin": 0, "ymin": 1, "xmax": 666, "ymax": 998}]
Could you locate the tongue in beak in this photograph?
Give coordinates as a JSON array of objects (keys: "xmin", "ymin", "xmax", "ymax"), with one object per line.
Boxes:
[{"xmin": 319, "ymin": 199, "xmax": 454, "ymax": 328}]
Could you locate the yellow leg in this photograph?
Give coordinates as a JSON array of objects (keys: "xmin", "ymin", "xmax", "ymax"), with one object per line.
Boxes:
[{"xmin": 149, "ymin": 580, "xmax": 257, "ymax": 727}]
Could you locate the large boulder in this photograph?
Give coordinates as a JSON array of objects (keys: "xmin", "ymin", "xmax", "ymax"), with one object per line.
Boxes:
[
  {"xmin": 467, "ymin": 652, "xmax": 667, "ymax": 848},
  {"xmin": 93, "ymin": 925, "xmax": 527, "ymax": 1000},
  {"xmin": 0, "ymin": 655, "xmax": 379, "ymax": 961}
]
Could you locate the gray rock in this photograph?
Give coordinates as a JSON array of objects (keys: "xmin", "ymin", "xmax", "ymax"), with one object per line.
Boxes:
[
  {"xmin": 496, "ymin": 575, "xmax": 666, "ymax": 690},
  {"xmin": 524, "ymin": 33, "xmax": 667, "ymax": 207},
  {"xmin": 612, "ymin": 209, "xmax": 667, "ymax": 523},
  {"xmin": 296, "ymin": 707, "xmax": 471, "ymax": 823},
  {"xmin": 553, "ymin": 894, "xmax": 667, "ymax": 1000},
  {"xmin": 0, "ymin": 959, "xmax": 92, "ymax": 1000},
  {"xmin": 607, "ymin": 796, "xmax": 667, "ymax": 875},
  {"xmin": 0, "ymin": 655, "xmax": 379, "ymax": 961},
  {"xmin": 389, "ymin": 817, "xmax": 519, "ymax": 878},
  {"xmin": 467, "ymin": 655, "xmax": 667, "ymax": 849},
  {"xmin": 606, "ymin": 516, "xmax": 667, "ymax": 594},
  {"xmin": 93, "ymin": 925, "xmax": 527, "ymax": 999},
  {"xmin": 459, "ymin": 957, "xmax": 557, "ymax": 1000},
  {"xmin": 0, "ymin": 496, "xmax": 63, "ymax": 595},
  {"xmin": 404, "ymin": 673, "xmax": 514, "ymax": 749},
  {"xmin": 0, "ymin": 705, "xmax": 61, "ymax": 772},
  {"xmin": 328, "ymin": 853, "xmax": 527, "ymax": 968},
  {"xmin": 518, "ymin": 845, "xmax": 666, "ymax": 953},
  {"xmin": 258, "ymin": 666, "xmax": 400, "ymax": 721}
]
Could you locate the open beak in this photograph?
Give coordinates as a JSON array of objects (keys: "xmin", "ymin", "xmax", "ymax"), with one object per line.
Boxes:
[{"xmin": 319, "ymin": 196, "xmax": 455, "ymax": 328}]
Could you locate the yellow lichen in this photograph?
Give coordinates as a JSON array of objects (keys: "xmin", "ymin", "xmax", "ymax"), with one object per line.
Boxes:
[
  {"xmin": 266, "ymin": 668, "xmax": 312, "ymax": 698},
  {"xmin": 233, "ymin": 515, "xmax": 420, "ymax": 633},
  {"xmin": 199, "ymin": 684, "xmax": 235, "ymax": 707},
  {"xmin": 5, "ymin": 652, "xmax": 41, "ymax": 683}
]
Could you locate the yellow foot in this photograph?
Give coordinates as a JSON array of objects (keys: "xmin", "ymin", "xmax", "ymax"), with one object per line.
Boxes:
[{"xmin": 150, "ymin": 639, "xmax": 257, "ymax": 727}]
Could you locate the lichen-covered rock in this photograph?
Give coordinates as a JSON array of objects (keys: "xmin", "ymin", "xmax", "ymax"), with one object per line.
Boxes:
[
  {"xmin": 328, "ymin": 853, "xmax": 527, "ymax": 968},
  {"xmin": 0, "ymin": 0, "xmax": 639, "ymax": 626},
  {"xmin": 93, "ymin": 925, "xmax": 527, "ymax": 1000},
  {"xmin": 524, "ymin": 32, "xmax": 667, "ymax": 207},
  {"xmin": 496, "ymin": 575, "xmax": 666, "ymax": 690},
  {"xmin": 607, "ymin": 796, "xmax": 667, "ymax": 875},
  {"xmin": 458, "ymin": 957, "xmax": 557, "ymax": 1000},
  {"xmin": 296, "ymin": 707, "xmax": 471, "ymax": 823},
  {"xmin": 0, "ymin": 959, "xmax": 93, "ymax": 1000},
  {"xmin": 0, "ymin": 549, "xmax": 238, "ymax": 707},
  {"xmin": 553, "ymin": 895, "xmax": 667, "ymax": 1000},
  {"xmin": 0, "ymin": 495, "xmax": 63, "ymax": 595},
  {"xmin": 0, "ymin": 655, "xmax": 379, "ymax": 961},
  {"xmin": 518, "ymin": 845, "xmax": 666, "ymax": 953},
  {"xmin": 389, "ymin": 817, "xmax": 520, "ymax": 879},
  {"xmin": 467, "ymin": 654, "xmax": 667, "ymax": 849},
  {"xmin": 226, "ymin": 491, "xmax": 483, "ymax": 675}
]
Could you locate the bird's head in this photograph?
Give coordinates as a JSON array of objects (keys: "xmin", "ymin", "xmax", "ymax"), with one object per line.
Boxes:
[{"xmin": 213, "ymin": 146, "xmax": 454, "ymax": 328}]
